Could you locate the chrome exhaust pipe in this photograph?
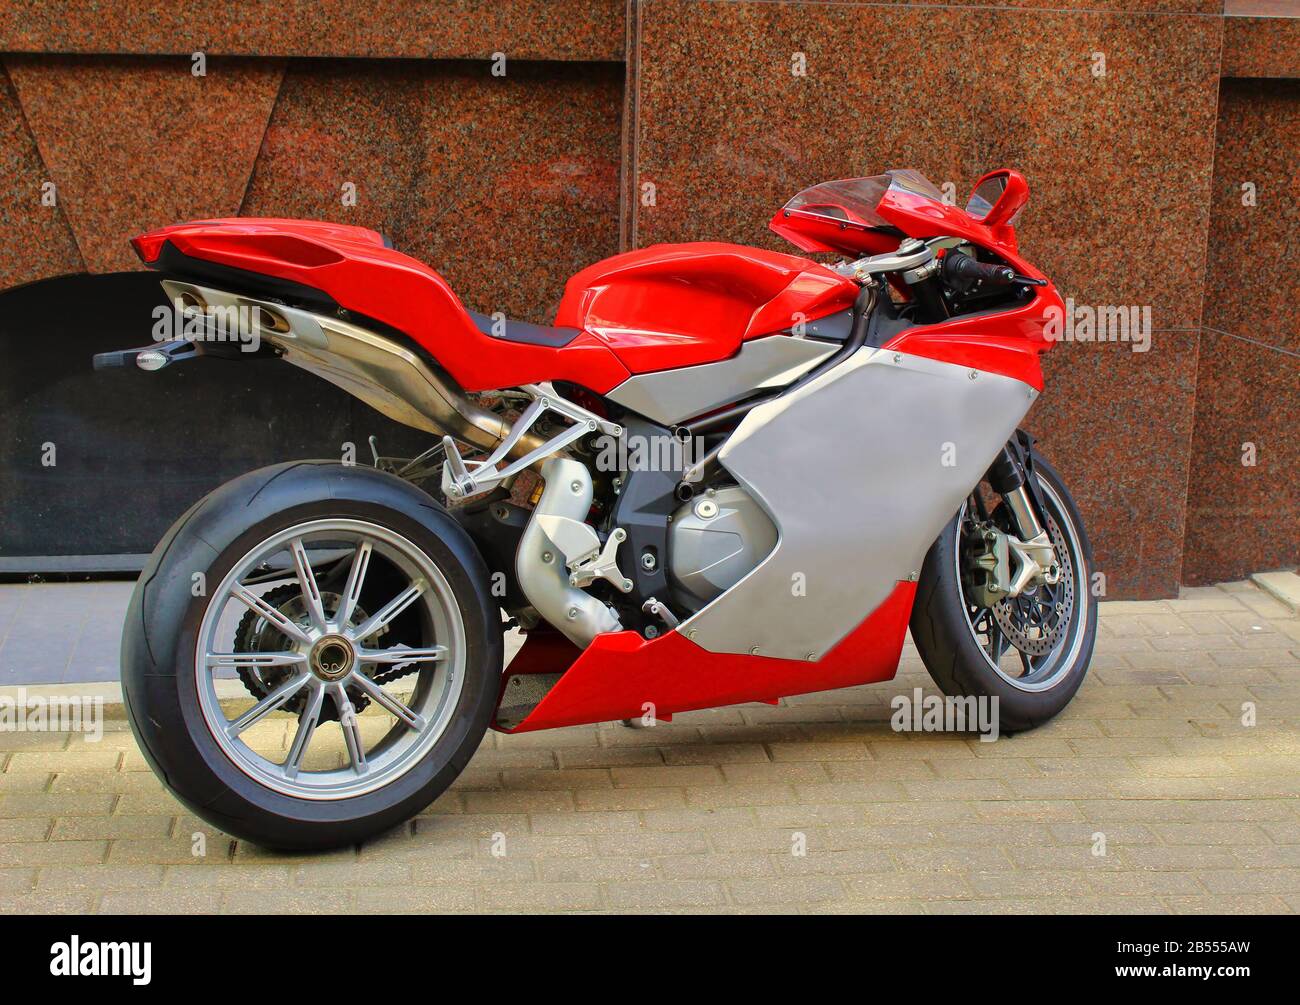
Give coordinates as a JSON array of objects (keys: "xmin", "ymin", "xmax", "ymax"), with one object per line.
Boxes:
[{"xmin": 160, "ymin": 280, "xmax": 547, "ymax": 459}]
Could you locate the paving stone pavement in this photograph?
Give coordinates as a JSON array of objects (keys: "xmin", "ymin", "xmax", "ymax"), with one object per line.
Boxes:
[{"xmin": 0, "ymin": 580, "xmax": 1297, "ymax": 914}]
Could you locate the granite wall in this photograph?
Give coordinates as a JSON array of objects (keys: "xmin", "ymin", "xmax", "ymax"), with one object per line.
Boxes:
[
  {"xmin": 1184, "ymin": 75, "xmax": 1300, "ymax": 584},
  {"xmin": 0, "ymin": 0, "xmax": 1295, "ymax": 593}
]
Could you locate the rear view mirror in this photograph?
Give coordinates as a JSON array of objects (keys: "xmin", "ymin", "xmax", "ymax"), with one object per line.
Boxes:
[{"xmin": 965, "ymin": 169, "xmax": 1029, "ymax": 228}]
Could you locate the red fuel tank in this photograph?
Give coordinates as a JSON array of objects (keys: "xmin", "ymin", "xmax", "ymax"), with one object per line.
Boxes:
[{"xmin": 553, "ymin": 243, "xmax": 859, "ymax": 374}]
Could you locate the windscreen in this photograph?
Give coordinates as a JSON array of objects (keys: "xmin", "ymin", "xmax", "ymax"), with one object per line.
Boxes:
[{"xmin": 781, "ymin": 169, "xmax": 943, "ymax": 228}]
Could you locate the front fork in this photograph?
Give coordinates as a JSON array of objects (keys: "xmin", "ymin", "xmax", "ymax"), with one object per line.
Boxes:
[{"xmin": 971, "ymin": 431, "xmax": 1062, "ymax": 606}]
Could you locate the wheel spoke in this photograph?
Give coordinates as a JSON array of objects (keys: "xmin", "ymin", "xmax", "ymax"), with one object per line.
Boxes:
[
  {"xmin": 199, "ymin": 518, "xmax": 467, "ymax": 798},
  {"xmin": 350, "ymin": 673, "xmax": 427, "ymax": 731},
  {"xmin": 352, "ymin": 579, "xmax": 427, "ymax": 642},
  {"xmin": 227, "ymin": 673, "xmax": 310, "ymax": 737},
  {"xmin": 357, "ymin": 645, "xmax": 447, "ymax": 665},
  {"xmin": 289, "ymin": 537, "xmax": 328, "ymax": 632},
  {"xmin": 1018, "ymin": 648, "xmax": 1033, "ymax": 677},
  {"xmin": 230, "ymin": 584, "xmax": 312, "ymax": 646},
  {"xmin": 284, "ymin": 685, "xmax": 325, "ymax": 778},
  {"xmin": 335, "ymin": 540, "xmax": 373, "ymax": 629},
  {"xmin": 207, "ymin": 651, "xmax": 307, "ymax": 670},
  {"xmin": 333, "ymin": 684, "xmax": 368, "ymax": 775}
]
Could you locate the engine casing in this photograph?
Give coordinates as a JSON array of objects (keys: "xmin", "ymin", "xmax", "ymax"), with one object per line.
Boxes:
[{"xmin": 668, "ymin": 485, "xmax": 777, "ymax": 611}]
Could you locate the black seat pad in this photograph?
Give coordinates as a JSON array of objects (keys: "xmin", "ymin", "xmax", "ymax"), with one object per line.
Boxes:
[{"xmin": 467, "ymin": 310, "xmax": 580, "ymax": 348}]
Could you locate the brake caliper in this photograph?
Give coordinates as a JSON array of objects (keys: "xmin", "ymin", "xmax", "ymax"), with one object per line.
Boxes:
[{"xmin": 967, "ymin": 522, "xmax": 1012, "ymax": 609}]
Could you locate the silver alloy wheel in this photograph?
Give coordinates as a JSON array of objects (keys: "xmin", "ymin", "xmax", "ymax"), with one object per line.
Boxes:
[
  {"xmin": 955, "ymin": 477, "xmax": 1089, "ymax": 693},
  {"xmin": 195, "ymin": 518, "xmax": 466, "ymax": 800}
]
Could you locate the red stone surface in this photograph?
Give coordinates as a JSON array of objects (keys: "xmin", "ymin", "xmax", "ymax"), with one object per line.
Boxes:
[
  {"xmin": 0, "ymin": 1, "xmax": 625, "ymax": 61},
  {"xmin": 629, "ymin": 0, "xmax": 1223, "ymax": 597},
  {"xmin": 6, "ymin": 55, "xmax": 284, "ymax": 273},
  {"xmin": 1223, "ymin": 15, "xmax": 1300, "ymax": 77},
  {"xmin": 241, "ymin": 60, "xmax": 623, "ymax": 323},
  {"xmin": 1184, "ymin": 79, "xmax": 1300, "ymax": 584},
  {"xmin": 0, "ymin": 1, "xmax": 1294, "ymax": 591},
  {"xmin": 0, "ymin": 65, "xmax": 82, "ymax": 289}
]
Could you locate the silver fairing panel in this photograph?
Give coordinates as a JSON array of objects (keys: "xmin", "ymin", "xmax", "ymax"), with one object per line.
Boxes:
[
  {"xmin": 678, "ymin": 347, "xmax": 1037, "ymax": 661},
  {"xmin": 604, "ymin": 334, "xmax": 836, "ymax": 426}
]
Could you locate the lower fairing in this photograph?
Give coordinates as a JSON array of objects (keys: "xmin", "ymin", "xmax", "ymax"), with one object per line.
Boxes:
[
  {"xmin": 494, "ymin": 347, "xmax": 1035, "ymax": 732},
  {"xmin": 497, "ymin": 580, "xmax": 917, "ymax": 733}
]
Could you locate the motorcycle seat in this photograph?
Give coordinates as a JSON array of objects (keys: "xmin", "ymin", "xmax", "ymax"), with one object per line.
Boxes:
[{"xmin": 466, "ymin": 311, "xmax": 580, "ymax": 348}]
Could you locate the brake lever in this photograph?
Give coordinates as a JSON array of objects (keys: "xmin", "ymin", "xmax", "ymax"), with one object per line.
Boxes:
[{"xmin": 1013, "ymin": 275, "xmax": 1048, "ymax": 287}]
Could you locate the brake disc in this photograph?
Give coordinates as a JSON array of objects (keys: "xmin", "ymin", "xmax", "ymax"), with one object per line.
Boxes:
[{"xmin": 989, "ymin": 508, "xmax": 1074, "ymax": 657}]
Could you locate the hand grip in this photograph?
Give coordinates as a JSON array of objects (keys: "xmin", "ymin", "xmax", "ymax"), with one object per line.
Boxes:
[{"xmin": 942, "ymin": 250, "xmax": 1016, "ymax": 286}]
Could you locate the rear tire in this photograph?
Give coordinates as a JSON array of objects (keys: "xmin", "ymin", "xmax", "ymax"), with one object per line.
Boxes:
[
  {"xmin": 121, "ymin": 461, "xmax": 503, "ymax": 851},
  {"xmin": 909, "ymin": 454, "xmax": 1097, "ymax": 733}
]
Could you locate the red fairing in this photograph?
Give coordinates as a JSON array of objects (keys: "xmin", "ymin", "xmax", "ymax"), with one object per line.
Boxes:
[
  {"xmin": 554, "ymin": 243, "xmax": 859, "ymax": 374},
  {"xmin": 132, "ymin": 218, "xmax": 631, "ymax": 394},
  {"xmin": 876, "ymin": 188, "xmax": 1020, "ymax": 257},
  {"xmin": 874, "ymin": 188, "xmax": 1063, "ymax": 387},
  {"xmin": 497, "ymin": 580, "xmax": 917, "ymax": 733},
  {"xmin": 765, "ymin": 170, "xmax": 1059, "ymax": 387},
  {"xmin": 883, "ymin": 262, "xmax": 1063, "ymax": 390}
]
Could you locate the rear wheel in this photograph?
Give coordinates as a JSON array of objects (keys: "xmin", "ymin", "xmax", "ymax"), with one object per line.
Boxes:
[
  {"xmin": 909, "ymin": 454, "xmax": 1097, "ymax": 732},
  {"xmin": 121, "ymin": 461, "xmax": 502, "ymax": 850}
]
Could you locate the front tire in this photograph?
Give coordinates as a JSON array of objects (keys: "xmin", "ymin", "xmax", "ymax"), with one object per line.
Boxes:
[
  {"xmin": 909, "ymin": 454, "xmax": 1097, "ymax": 733},
  {"xmin": 121, "ymin": 461, "xmax": 503, "ymax": 851}
]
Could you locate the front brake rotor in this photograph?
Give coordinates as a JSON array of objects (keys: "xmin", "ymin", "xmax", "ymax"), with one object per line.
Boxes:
[{"xmin": 989, "ymin": 508, "xmax": 1074, "ymax": 657}]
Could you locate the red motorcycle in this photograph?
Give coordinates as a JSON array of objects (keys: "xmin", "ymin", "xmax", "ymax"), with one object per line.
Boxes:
[{"xmin": 99, "ymin": 168, "xmax": 1096, "ymax": 849}]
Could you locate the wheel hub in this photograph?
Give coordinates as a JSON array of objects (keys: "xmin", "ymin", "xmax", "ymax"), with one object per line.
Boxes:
[
  {"xmin": 309, "ymin": 634, "xmax": 355, "ymax": 681},
  {"xmin": 232, "ymin": 585, "xmax": 372, "ymax": 718}
]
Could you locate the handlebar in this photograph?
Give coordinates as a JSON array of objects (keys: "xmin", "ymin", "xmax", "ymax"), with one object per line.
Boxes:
[
  {"xmin": 941, "ymin": 250, "xmax": 1016, "ymax": 286},
  {"xmin": 840, "ymin": 243, "xmax": 1045, "ymax": 290}
]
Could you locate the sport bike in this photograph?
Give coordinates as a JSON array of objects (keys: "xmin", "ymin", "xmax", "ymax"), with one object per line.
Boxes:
[{"xmin": 97, "ymin": 168, "xmax": 1097, "ymax": 849}]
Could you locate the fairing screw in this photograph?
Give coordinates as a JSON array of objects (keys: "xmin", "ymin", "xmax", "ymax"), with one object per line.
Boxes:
[
  {"xmin": 641, "ymin": 553, "xmax": 657, "ymax": 571},
  {"xmin": 969, "ymin": 370, "xmax": 979, "ymax": 380},
  {"xmin": 645, "ymin": 626, "xmax": 659, "ymax": 639},
  {"xmin": 542, "ymin": 551, "xmax": 554, "ymax": 564},
  {"xmin": 694, "ymin": 499, "xmax": 718, "ymax": 519},
  {"xmin": 806, "ymin": 653, "xmax": 816, "ymax": 662},
  {"xmin": 750, "ymin": 646, "xmax": 762, "ymax": 655},
  {"xmin": 566, "ymin": 606, "xmax": 579, "ymax": 621}
]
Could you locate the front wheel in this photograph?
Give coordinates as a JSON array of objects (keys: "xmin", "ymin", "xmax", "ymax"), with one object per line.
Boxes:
[
  {"xmin": 121, "ymin": 461, "xmax": 503, "ymax": 850},
  {"xmin": 909, "ymin": 454, "xmax": 1097, "ymax": 733}
]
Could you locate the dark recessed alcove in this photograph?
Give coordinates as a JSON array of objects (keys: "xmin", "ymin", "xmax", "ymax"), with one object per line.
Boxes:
[{"xmin": 0, "ymin": 272, "xmax": 431, "ymax": 572}]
